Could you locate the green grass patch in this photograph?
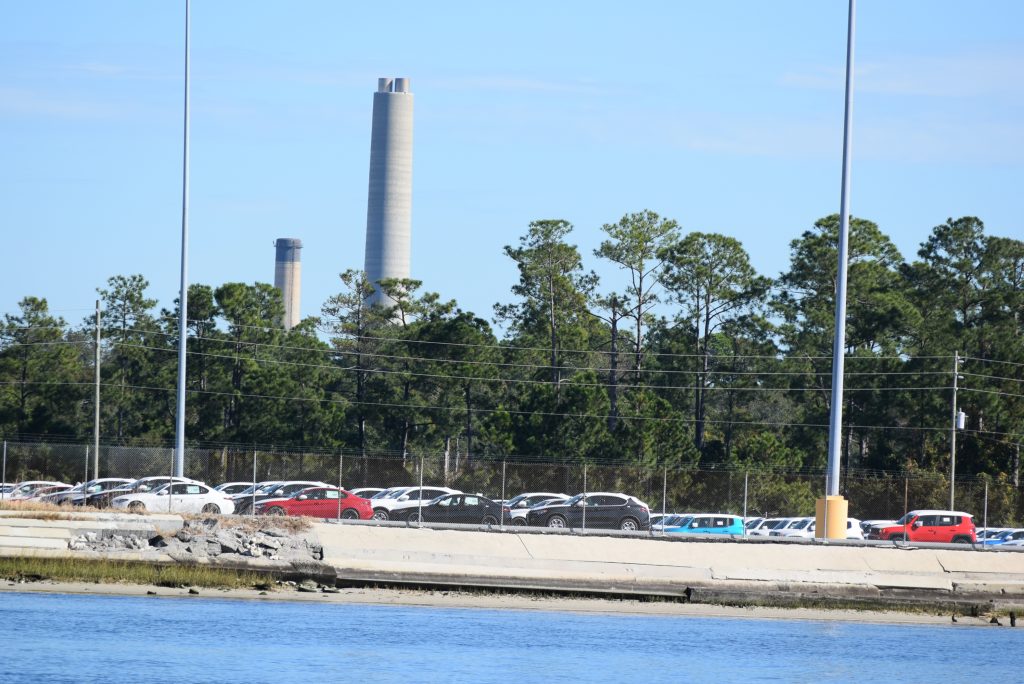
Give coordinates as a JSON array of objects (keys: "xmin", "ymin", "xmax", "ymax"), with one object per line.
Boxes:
[{"xmin": 0, "ymin": 556, "xmax": 275, "ymax": 590}]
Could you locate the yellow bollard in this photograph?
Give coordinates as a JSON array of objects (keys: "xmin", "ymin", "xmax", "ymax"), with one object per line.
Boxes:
[{"xmin": 815, "ymin": 495, "xmax": 848, "ymax": 539}]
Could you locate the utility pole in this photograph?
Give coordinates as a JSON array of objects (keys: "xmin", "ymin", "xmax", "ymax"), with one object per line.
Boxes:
[
  {"xmin": 950, "ymin": 351, "xmax": 964, "ymax": 509},
  {"xmin": 93, "ymin": 300, "xmax": 101, "ymax": 480}
]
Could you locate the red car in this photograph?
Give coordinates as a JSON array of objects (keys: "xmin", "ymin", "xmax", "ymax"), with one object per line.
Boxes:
[
  {"xmin": 869, "ymin": 509, "xmax": 976, "ymax": 544},
  {"xmin": 255, "ymin": 487, "xmax": 373, "ymax": 520}
]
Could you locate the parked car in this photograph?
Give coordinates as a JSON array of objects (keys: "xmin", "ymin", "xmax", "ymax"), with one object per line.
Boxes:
[
  {"xmin": 979, "ymin": 528, "xmax": 1024, "ymax": 546},
  {"xmin": 665, "ymin": 514, "xmax": 745, "ymax": 536},
  {"xmin": 747, "ymin": 517, "xmax": 788, "ymax": 537},
  {"xmin": 87, "ymin": 476, "xmax": 196, "ymax": 509},
  {"xmin": 744, "ymin": 517, "xmax": 765, "ymax": 533},
  {"xmin": 349, "ymin": 487, "xmax": 385, "ymax": 500},
  {"xmin": 214, "ymin": 482, "xmax": 256, "ymax": 496},
  {"xmin": 860, "ymin": 519, "xmax": 897, "ymax": 537},
  {"xmin": 868, "ymin": 510, "xmax": 976, "ymax": 543},
  {"xmin": 255, "ymin": 487, "xmax": 372, "ymax": 519},
  {"xmin": 7, "ymin": 481, "xmax": 68, "ymax": 500},
  {"xmin": 370, "ymin": 486, "xmax": 462, "ymax": 521},
  {"xmin": 392, "ymin": 493, "xmax": 503, "ymax": 525},
  {"xmin": 66, "ymin": 478, "xmax": 133, "ymax": 506},
  {"xmin": 503, "ymin": 492, "xmax": 569, "ymax": 525},
  {"xmin": 26, "ymin": 484, "xmax": 74, "ymax": 501},
  {"xmin": 111, "ymin": 481, "xmax": 235, "ymax": 514},
  {"xmin": 772, "ymin": 516, "xmax": 864, "ymax": 539},
  {"xmin": 525, "ymin": 492, "xmax": 650, "ymax": 531},
  {"xmin": 232, "ymin": 480, "xmax": 331, "ymax": 515}
]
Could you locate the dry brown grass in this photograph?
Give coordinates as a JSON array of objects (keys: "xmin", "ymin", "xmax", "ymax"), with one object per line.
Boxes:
[
  {"xmin": 0, "ymin": 500, "xmax": 311, "ymax": 533},
  {"xmin": 182, "ymin": 512, "xmax": 312, "ymax": 534}
]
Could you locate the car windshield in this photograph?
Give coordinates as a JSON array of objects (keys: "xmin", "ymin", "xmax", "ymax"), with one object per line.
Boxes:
[
  {"xmin": 996, "ymin": 530, "xmax": 1015, "ymax": 540},
  {"xmin": 895, "ymin": 513, "xmax": 914, "ymax": 525},
  {"xmin": 504, "ymin": 494, "xmax": 526, "ymax": 507},
  {"xmin": 672, "ymin": 516, "xmax": 694, "ymax": 527},
  {"xmin": 793, "ymin": 519, "xmax": 811, "ymax": 529},
  {"xmin": 564, "ymin": 494, "xmax": 584, "ymax": 506},
  {"xmin": 254, "ymin": 483, "xmax": 282, "ymax": 495}
]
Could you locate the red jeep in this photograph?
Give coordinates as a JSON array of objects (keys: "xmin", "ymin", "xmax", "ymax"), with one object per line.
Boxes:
[{"xmin": 870, "ymin": 510, "xmax": 975, "ymax": 544}]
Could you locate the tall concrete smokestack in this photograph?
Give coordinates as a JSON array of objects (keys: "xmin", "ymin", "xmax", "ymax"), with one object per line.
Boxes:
[
  {"xmin": 274, "ymin": 238, "xmax": 302, "ymax": 330},
  {"xmin": 364, "ymin": 76, "xmax": 413, "ymax": 305}
]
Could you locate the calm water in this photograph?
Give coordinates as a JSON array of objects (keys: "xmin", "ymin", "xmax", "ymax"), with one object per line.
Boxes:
[{"xmin": 1, "ymin": 591, "xmax": 1019, "ymax": 683}]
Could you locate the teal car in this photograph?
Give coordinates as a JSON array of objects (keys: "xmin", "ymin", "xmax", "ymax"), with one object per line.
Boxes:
[{"xmin": 664, "ymin": 513, "xmax": 745, "ymax": 536}]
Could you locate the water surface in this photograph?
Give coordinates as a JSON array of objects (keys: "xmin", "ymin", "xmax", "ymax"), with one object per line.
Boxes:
[{"xmin": 1, "ymin": 591, "xmax": 1017, "ymax": 683}]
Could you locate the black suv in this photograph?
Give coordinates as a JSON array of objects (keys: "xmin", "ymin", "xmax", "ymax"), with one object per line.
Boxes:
[{"xmin": 526, "ymin": 492, "xmax": 650, "ymax": 531}]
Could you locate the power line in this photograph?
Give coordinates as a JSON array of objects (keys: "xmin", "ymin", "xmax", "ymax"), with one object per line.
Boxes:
[{"xmin": 0, "ymin": 379, "xmax": 967, "ymax": 434}]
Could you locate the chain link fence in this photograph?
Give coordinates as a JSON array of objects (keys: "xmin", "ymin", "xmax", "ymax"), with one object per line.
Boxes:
[{"xmin": 2, "ymin": 440, "xmax": 1022, "ymax": 530}]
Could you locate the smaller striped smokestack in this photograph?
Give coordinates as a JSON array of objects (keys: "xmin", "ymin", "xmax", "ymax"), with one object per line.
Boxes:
[{"xmin": 274, "ymin": 238, "xmax": 302, "ymax": 330}]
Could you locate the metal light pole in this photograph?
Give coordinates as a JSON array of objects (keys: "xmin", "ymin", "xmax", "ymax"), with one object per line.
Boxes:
[
  {"xmin": 173, "ymin": 0, "xmax": 191, "ymax": 478},
  {"xmin": 93, "ymin": 300, "xmax": 101, "ymax": 480},
  {"xmin": 820, "ymin": 0, "xmax": 856, "ymax": 538}
]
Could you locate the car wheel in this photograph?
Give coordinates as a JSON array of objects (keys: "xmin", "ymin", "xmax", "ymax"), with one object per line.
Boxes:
[
  {"xmin": 952, "ymin": 535, "xmax": 971, "ymax": 544},
  {"xmin": 482, "ymin": 515, "xmax": 498, "ymax": 526},
  {"xmin": 372, "ymin": 509, "xmax": 390, "ymax": 521},
  {"xmin": 127, "ymin": 501, "xmax": 146, "ymax": 513},
  {"xmin": 512, "ymin": 518, "xmax": 526, "ymax": 527},
  {"xmin": 619, "ymin": 517, "xmax": 639, "ymax": 532},
  {"xmin": 889, "ymin": 533, "xmax": 906, "ymax": 542},
  {"xmin": 341, "ymin": 508, "xmax": 359, "ymax": 520},
  {"xmin": 547, "ymin": 515, "xmax": 567, "ymax": 529},
  {"xmin": 406, "ymin": 512, "xmax": 421, "ymax": 523},
  {"xmin": 201, "ymin": 503, "xmax": 221, "ymax": 514},
  {"xmin": 266, "ymin": 506, "xmax": 286, "ymax": 516}
]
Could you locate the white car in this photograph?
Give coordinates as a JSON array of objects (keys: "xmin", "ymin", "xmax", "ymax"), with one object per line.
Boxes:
[
  {"xmin": 370, "ymin": 486, "xmax": 461, "ymax": 521},
  {"xmin": 214, "ymin": 481, "xmax": 256, "ymax": 496},
  {"xmin": 772, "ymin": 516, "xmax": 864, "ymax": 539},
  {"xmin": 349, "ymin": 487, "xmax": 386, "ymax": 499},
  {"xmin": 7, "ymin": 481, "xmax": 68, "ymax": 500},
  {"xmin": 748, "ymin": 517, "xmax": 790, "ymax": 537},
  {"xmin": 111, "ymin": 481, "xmax": 235, "ymax": 514},
  {"xmin": 503, "ymin": 492, "xmax": 569, "ymax": 525}
]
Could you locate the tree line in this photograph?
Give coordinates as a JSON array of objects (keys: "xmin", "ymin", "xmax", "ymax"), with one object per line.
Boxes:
[{"xmin": 2, "ymin": 212, "xmax": 1022, "ymax": 491}]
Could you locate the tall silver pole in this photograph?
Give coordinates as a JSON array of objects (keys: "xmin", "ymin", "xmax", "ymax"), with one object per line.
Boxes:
[
  {"xmin": 173, "ymin": 0, "xmax": 191, "ymax": 478},
  {"xmin": 2, "ymin": 440, "xmax": 7, "ymax": 501},
  {"xmin": 950, "ymin": 351, "xmax": 959, "ymax": 509},
  {"xmin": 825, "ymin": 0, "xmax": 856, "ymax": 497},
  {"xmin": 93, "ymin": 300, "xmax": 101, "ymax": 479}
]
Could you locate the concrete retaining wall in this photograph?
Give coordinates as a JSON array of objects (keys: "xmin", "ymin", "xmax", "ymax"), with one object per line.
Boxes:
[
  {"xmin": 314, "ymin": 522, "xmax": 1024, "ymax": 608},
  {"xmin": 4, "ymin": 511, "xmax": 1024, "ymax": 611}
]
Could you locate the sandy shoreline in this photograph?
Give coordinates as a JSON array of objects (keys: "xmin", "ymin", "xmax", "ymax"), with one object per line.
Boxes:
[{"xmin": 0, "ymin": 579, "xmax": 988, "ymax": 627}]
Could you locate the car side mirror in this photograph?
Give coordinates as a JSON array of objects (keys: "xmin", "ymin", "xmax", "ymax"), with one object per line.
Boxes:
[
  {"xmin": 298, "ymin": 495, "xmax": 307, "ymax": 500},
  {"xmin": 912, "ymin": 521, "xmax": 922, "ymax": 528},
  {"xmin": 691, "ymin": 522, "xmax": 698, "ymax": 528},
  {"xmin": 399, "ymin": 495, "xmax": 410, "ymax": 501},
  {"xmin": 157, "ymin": 491, "xmax": 166, "ymax": 496},
  {"xmin": 274, "ymin": 490, "xmax": 284, "ymax": 496}
]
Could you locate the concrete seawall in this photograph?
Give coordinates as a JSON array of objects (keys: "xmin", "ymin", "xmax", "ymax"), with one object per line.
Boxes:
[
  {"xmin": 315, "ymin": 523, "xmax": 1024, "ymax": 609},
  {"xmin": 4, "ymin": 511, "xmax": 1024, "ymax": 612}
]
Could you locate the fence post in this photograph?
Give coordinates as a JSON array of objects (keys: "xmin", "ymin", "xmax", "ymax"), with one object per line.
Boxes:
[
  {"xmin": 337, "ymin": 451, "xmax": 343, "ymax": 521},
  {"xmin": 582, "ymin": 463, "xmax": 587, "ymax": 532},
  {"xmin": 1, "ymin": 440, "xmax": 5, "ymax": 501},
  {"xmin": 251, "ymin": 449, "xmax": 257, "ymax": 518},
  {"xmin": 84, "ymin": 446, "xmax": 90, "ymax": 488},
  {"xmin": 661, "ymin": 466, "xmax": 667, "ymax": 536},
  {"xmin": 982, "ymin": 481, "xmax": 989, "ymax": 552},
  {"xmin": 417, "ymin": 453, "xmax": 424, "ymax": 528},
  {"xmin": 742, "ymin": 471, "xmax": 749, "ymax": 535},
  {"xmin": 500, "ymin": 460, "xmax": 507, "ymax": 528}
]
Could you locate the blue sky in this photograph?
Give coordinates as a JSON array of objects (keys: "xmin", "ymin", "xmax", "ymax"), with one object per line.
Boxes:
[{"xmin": 2, "ymin": 1, "xmax": 1021, "ymax": 329}]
